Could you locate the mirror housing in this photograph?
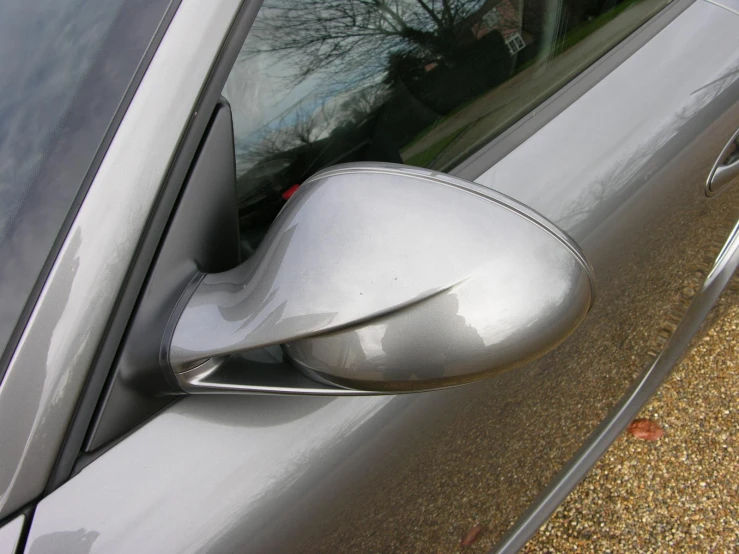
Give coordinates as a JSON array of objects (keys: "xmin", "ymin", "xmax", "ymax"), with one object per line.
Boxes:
[{"xmin": 165, "ymin": 163, "xmax": 595, "ymax": 394}]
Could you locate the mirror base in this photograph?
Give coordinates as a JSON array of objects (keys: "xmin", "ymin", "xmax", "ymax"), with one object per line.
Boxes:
[{"xmin": 175, "ymin": 353, "xmax": 381, "ymax": 396}]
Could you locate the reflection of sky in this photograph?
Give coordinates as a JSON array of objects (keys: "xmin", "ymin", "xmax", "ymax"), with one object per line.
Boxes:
[
  {"xmin": 223, "ymin": 52, "xmax": 327, "ymax": 145},
  {"xmin": 458, "ymin": 255, "xmax": 572, "ymax": 347},
  {"xmin": 0, "ymin": 0, "xmax": 124, "ymax": 242},
  {"xmin": 223, "ymin": 51, "xmax": 334, "ymax": 176},
  {"xmin": 223, "ymin": 44, "xmax": 384, "ymax": 175},
  {"xmin": 223, "ymin": 0, "xmax": 421, "ymax": 175},
  {"xmin": 0, "ymin": 0, "xmax": 133, "ymax": 364}
]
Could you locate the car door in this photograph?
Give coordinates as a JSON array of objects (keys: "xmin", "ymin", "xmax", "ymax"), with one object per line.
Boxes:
[{"xmin": 5, "ymin": 0, "xmax": 739, "ymax": 552}]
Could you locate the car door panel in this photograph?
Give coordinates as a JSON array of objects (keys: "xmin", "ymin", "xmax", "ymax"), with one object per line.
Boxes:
[
  {"xmin": 24, "ymin": 1, "xmax": 739, "ymax": 553},
  {"xmin": 495, "ymin": 215, "xmax": 739, "ymax": 552}
]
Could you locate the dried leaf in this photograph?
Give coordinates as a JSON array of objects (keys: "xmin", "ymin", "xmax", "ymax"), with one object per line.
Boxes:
[
  {"xmin": 627, "ymin": 418, "xmax": 664, "ymax": 440},
  {"xmin": 460, "ymin": 525, "xmax": 484, "ymax": 547}
]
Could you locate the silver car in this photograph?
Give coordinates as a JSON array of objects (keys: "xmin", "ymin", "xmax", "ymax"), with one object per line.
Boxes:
[{"xmin": 1, "ymin": 0, "xmax": 739, "ymax": 551}]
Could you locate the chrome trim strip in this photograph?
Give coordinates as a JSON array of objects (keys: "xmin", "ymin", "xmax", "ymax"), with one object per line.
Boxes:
[
  {"xmin": 0, "ymin": 0, "xmax": 242, "ymax": 518},
  {"xmin": 174, "ymin": 357, "xmax": 378, "ymax": 396},
  {"xmin": 701, "ymin": 0, "xmax": 739, "ymax": 16},
  {"xmin": 705, "ymin": 127, "xmax": 739, "ymax": 197}
]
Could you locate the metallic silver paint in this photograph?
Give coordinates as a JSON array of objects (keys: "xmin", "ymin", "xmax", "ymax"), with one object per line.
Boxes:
[
  {"xmin": 169, "ymin": 163, "xmax": 594, "ymax": 391},
  {"xmin": 0, "ymin": 0, "xmax": 243, "ymax": 520},
  {"xmin": 493, "ymin": 216, "xmax": 739, "ymax": 553},
  {"xmin": 0, "ymin": 515, "xmax": 23, "ymax": 554},
  {"xmin": 26, "ymin": 1, "xmax": 739, "ymax": 552}
]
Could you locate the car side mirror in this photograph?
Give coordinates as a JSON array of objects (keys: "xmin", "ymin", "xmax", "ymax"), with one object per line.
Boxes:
[{"xmin": 163, "ymin": 162, "xmax": 595, "ymax": 394}]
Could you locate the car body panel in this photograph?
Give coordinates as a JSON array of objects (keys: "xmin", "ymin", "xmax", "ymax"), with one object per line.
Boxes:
[
  {"xmin": 0, "ymin": 516, "xmax": 23, "ymax": 554},
  {"xmin": 494, "ymin": 217, "xmax": 739, "ymax": 552},
  {"xmin": 0, "ymin": 0, "xmax": 243, "ymax": 519},
  {"xmin": 23, "ymin": 1, "xmax": 739, "ymax": 552}
]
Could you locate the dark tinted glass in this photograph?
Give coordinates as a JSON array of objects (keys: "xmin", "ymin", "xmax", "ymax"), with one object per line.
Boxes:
[
  {"xmin": 0, "ymin": 0, "xmax": 174, "ymax": 370},
  {"xmin": 223, "ymin": 0, "xmax": 668, "ymax": 255}
]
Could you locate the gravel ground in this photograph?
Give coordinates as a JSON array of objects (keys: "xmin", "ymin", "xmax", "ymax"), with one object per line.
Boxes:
[{"xmin": 522, "ymin": 287, "xmax": 739, "ymax": 553}]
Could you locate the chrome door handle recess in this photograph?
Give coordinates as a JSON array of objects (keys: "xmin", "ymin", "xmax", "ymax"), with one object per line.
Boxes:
[{"xmin": 707, "ymin": 129, "xmax": 739, "ymax": 196}]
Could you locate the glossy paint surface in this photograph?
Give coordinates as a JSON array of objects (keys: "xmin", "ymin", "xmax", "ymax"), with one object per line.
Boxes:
[
  {"xmin": 26, "ymin": 1, "xmax": 739, "ymax": 552},
  {"xmin": 494, "ymin": 216, "xmax": 739, "ymax": 551},
  {"xmin": 0, "ymin": 0, "xmax": 243, "ymax": 520},
  {"xmin": 170, "ymin": 163, "xmax": 594, "ymax": 390},
  {"xmin": 0, "ymin": 516, "xmax": 23, "ymax": 554}
]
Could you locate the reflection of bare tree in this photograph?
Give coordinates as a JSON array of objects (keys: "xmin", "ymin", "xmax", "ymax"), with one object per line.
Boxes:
[
  {"xmin": 242, "ymin": 130, "xmax": 291, "ymax": 166},
  {"xmin": 690, "ymin": 64, "xmax": 739, "ymax": 100},
  {"xmin": 558, "ymin": 136, "xmax": 661, "ymax": 233},
  {"xmin": 247, "ymin": 0, "xmax": 493, "ymax": 84},
  {"xmin": 560, "ymin": 63, "xmax": 739, "ymax": 234},
  {"xmin": 337, "ymin": 84, "xmax": 391, "ymax": 126},
  {"xmin": 245, "ymin": 103, "xmax": 336, "ymax": 164},
  {"xmin": 234, "ymin": 0, "xmax": 539, "ymax": 174},
  {"xmin": 30, "ymin": 529, "xmax": 99, "ymax": 554},
  {"xmin": 293, "ymin": 104, "xmax": 335, "ymax": 145}
]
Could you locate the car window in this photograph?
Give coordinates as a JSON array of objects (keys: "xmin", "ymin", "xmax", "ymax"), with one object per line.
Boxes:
[
  {"xmin": 0, "ymin": 0, "xmax": 173, "ymax": 373},
  {"xmin": 222, "ymin": 0, "xmax": 670, "ymax": 255}
]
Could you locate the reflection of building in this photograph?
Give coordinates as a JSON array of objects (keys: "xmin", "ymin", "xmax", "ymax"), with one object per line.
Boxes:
[
  {"xmin": 470, "ymin": 1, "xmax": 529, "ymax": 55},
  {"xmin": 505, "ymin": 32, "xmax": 526, "ymax": 54}
]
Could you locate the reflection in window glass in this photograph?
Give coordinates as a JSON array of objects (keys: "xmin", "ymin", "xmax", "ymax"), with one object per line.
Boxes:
[
  {"xmin": 0, "ymin": 0, "xmax": 169, "ymax": 363},
  {"xmin": 223, "ymin": 0, "xmax": 670, "ymax": 252},
  {"xmin": 505, "ymin": 32, "xmax": 526, "ymax": 54}
]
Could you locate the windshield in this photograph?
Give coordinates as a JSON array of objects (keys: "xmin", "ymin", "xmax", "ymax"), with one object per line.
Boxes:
[{"xmin": 0, "ymin": 0, "xmax": 172, "ymax": 373}]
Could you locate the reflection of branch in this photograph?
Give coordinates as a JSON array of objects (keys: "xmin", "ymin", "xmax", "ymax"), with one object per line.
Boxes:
[
  {"xmin": 441, "ymin": 0, "xmax": 455, "ymax": 25},
  {"xmin": 559, "ymin": 143, "xmax": 654, "ymax": 231},
  {"xmin": 680, "ymin": 61, "xmax": 739, "ymax": 122},
  {"xmin": 242, "ymin": 81, "xmax": 389, "ymax": 169},
  {"xmin": 560, "ymin": 117, "xmax": 681, "ymax": 232},
  {"xmin": 338, "ymin": 83, "xmax": 390, "ymax": 124},
  {"xmin": 691, "ymin": 67, "xmax": 739, "ymax": 97},
  {"xmin": 245, "ymin": 0, "xmax": 489, "ymax": 87},
  {"xmin": 374, "ymin": 0, "xmax": 409, "ymax": 31},
  {"xmin": 243, "ymin": 129, "xmax": 293, "ymax": 164},
  {"xmin": 243, "ymin": 100, "xmax": 338, "ymax": 165},
  {"xmin": 415, "ymin": 0, "xmax": 445, "ymax": 28}
]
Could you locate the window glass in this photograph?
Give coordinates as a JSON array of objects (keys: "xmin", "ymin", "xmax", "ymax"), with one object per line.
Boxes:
[
  {"xmin": 223, "ymin": 0, "xmax": 670, "ymax": 254},
  {"xmin": 0, "ymin": 0, "xmax": 173, "ymax": 368}
]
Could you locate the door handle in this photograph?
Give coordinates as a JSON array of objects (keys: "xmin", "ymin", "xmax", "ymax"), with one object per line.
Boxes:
[{"xmin": 707, "ymin": 129, "xmax": 739, "ymax": 196}]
